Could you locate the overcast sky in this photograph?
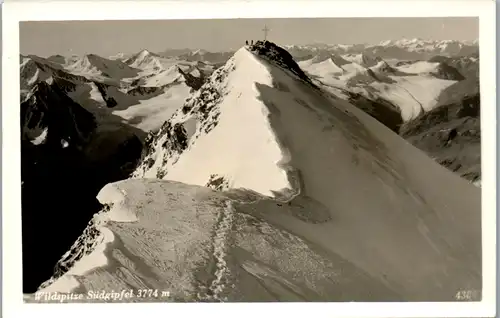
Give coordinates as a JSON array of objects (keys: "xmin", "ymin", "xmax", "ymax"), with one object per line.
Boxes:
[{"xmin": 20, "ymin": 17, "xmax": 478, "ymax": 57}]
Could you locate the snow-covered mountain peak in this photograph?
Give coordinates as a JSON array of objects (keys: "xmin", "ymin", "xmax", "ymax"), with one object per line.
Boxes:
[
  {"xmin": 191, "ymin": 49, "xmax": 207, "ymax": 55},
  {"xmin": 133, "ymin": 46, "xmax": 294, "ymax": 196},
  {"xmin": 137, "ymin": 48, "xmax": 151, "ymax": 56},
  {"xmin": 66, "ymin": 53, "xmax": 139, "ymax": 81},
  {"xmin": 83, "ymin": 53, "xmax": 110, "ymax": 68},
  {"xmin": 130, "ymin": 48, "xmax": 156, "ymax": 61},
  {"xmin": 136, "ymin": 41, "xmax": 456, "ymax": 196},
  {"xmin": 342, "ymin": 53, "xmax": 381, "ymax": 68},
  {"xmin": 20, "ymin": 58, "xmax": 57, "ymax": 92},
  {"xmin": 124, "ymin": 49, "xmax": 174, "ymax": 71}
]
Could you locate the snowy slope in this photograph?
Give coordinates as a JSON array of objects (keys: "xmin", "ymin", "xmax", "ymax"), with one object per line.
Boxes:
[
  {"xmin": 294, "ymin": 44, "xmax": 481, "ymax": 184},
  {"xmin": 113, "ymin": 83, "xmax": 192, "ymax": 132},
  {"xmin": 367, "ymin": 75, "xmax": 457, "ymax": 120},
  {"xmin": 301, "ymin": 53, "xmax": 461, "ymax": 121},
  {"xmin": 33, "ymin": 42, "xmax": 481, "ymax": 302},
  {"xmin": 284, "ymin": 39, "xmax": 478, "ymax": 61}
]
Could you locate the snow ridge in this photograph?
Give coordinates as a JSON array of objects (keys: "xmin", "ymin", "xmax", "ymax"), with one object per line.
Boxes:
[
  {"xmin": 135, "ymin": 43, "xmax": 322, "ymax": 196},
  {"xmin": 132, "ymin": 59, "xmax": 233, "ymax": 179}
]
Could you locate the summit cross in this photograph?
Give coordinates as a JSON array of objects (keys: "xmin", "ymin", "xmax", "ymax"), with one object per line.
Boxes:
[{"xmin": 262, "ymin": 25, "xmax": 270, "ymax": 41}]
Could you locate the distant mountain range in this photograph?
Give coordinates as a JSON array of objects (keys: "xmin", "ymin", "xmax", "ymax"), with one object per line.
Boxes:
[
  {"xmin": 40, "ymin": 38, "xmax": 477, "ymax": 67},
  {"xmin": 283, "ymin": 38, "xmax": 479, "ymax": 61}
]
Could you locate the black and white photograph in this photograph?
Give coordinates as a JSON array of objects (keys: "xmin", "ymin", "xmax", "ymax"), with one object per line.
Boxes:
[{"xmin": 2, "ymin": 0, "xmax": 496, "ymax": 317}]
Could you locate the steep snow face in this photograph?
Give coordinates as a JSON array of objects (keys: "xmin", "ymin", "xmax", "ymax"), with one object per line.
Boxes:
[{"xmin": 134, "ymin": 48, "xmax": 291, "ymax": 196}]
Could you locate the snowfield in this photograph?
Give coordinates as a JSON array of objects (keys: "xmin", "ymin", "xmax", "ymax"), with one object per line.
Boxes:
[
  {"xmin": 139, "ymin": 65, "xmax": 189, "ymax": 87},
  {"xmin": 300, "ymin": 55, "xmax": 459, "ymax": 121},
  {"xmin": 368, "ymin": 75, "xmax": 457, "ymax": 120},
  {"xmin": 29, "ymin": 43, "xmax": 481, "ymax": 302}
]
